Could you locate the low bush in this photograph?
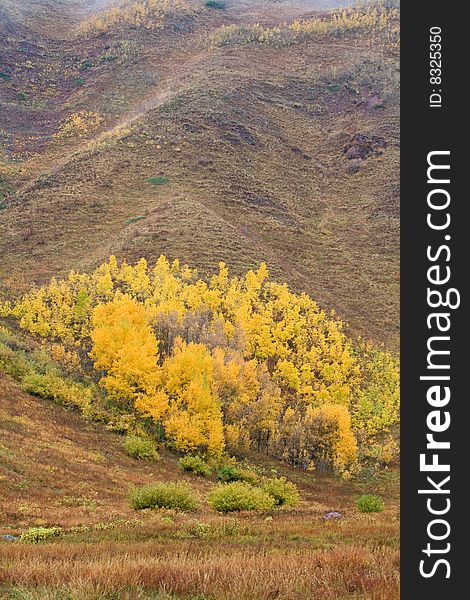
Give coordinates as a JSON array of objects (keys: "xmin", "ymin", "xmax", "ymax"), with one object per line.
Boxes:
[
  {"xmin": 79, "ymin": 60, "xmax": 93, "ymax": 71},
  {"xmin": 261, "ymin": 477, "xmax": 300, "ymax": 507},
  {"xmin": 0, "ymin": 343, "xmax": 30, "ymax": 380},
  {"xmin": 147, "ymin": 176, "xmax": 168, "ymax": 186},
  {"xmin": 209, "ymin": 482, "xmax": 275, "ymax": 513},
  {"xmin": 205, "ymin": 0, "xmax": 226, "ymax": 8},
  {"xmin": 179, "ymin": 454, "xmax": 212, "ymax": 476},
  {"xmin": 20, "ymin": 527, "xmax": 62, "ymax": 543},
  {"xmin": 126, "ymin": 215, "xmax": 146, "ymax": 225},
  {"xmin": 106, "ymin": 413, "xmax": 137, "ymax": 434},
  {"xmin": 124, "ymin": 435, "xmax": 159, "ymax": 461},
  {"xmin": 21, "ymin": 371, "xmax": 93, "ymax": 413},
  {"xmin": 217, "ymin": 464, "xmax": 258, "ymax": 485},
  {"xmin": 130, "ymin": 482, "xmax": 199, "ymax": 512},
  {"xmin": 357, "ymin": 494, "xmax": 384, "ymax": 513}
]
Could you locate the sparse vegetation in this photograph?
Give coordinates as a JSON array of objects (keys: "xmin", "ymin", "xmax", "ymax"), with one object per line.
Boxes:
[
  {"xmin": 126, "ymin": 215, "xmax": 147, "ymax": 225},
  {"xmin": 54, "ymin": 111, "xmax": 104, "ymax": 138},
  {"xmin": 79, "ymin": 0, "xmax": 193, "ymax": 35},
  {"xmin": 79, "ymin": 59, "xmax": 93, "ymax": 71},
  {"xmin": 209, "ymin": 3, "xmax": 399, "ymax": 49},
  {"xmin": 130, "ymin": 482, "xmax": 199, "ymax": 511},
  {"xmin": 147, "ymin": 176, "xmax": 169, "ymax": 185}
]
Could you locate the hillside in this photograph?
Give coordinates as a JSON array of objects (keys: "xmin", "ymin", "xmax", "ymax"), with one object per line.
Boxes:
[{"xmin": 0, "ymin": 0, "xmax": 400, "ymax": 346}]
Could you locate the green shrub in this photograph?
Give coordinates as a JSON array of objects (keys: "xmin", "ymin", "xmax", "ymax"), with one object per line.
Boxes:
[
  {"xmin": 126, "ymin": 215, "xmax": 146, "ymax": 225},
  {"xmin": 217, "ymin": 464, "xmax": 258, "ymax": 485},
  {"xmin": 79, "ymin": 60, "xmax": 93, "ymax": 71},
  {"xmin": 124, "ymin": 435, "xmax": 159, "ymax": 461},
  {"xmin": 147, "ymin": 176, "xmax": 168, "ymax": 186},
  {"xmin": 0, "ymin": 344, "xmax": 30, "ymax": 380},
  {"xmin": 106, "ymin": 413, "xmax": 137, "ymax": 434},
  {"xmin": 179, "ymin": 454, "xmax": 212, "ymax": 476},
  {"xmin": 261, "ymin": 477, "xmax": 300, "ymax": 507},
  {"xmin": 209, "ymin": 482, "xmax": 275, "ymax": 513},
  {"xmin": 20, "ymin": 527, "xmax": 62, "ymax": 543},
  {"xmin": 357, "ymin": 494, "xmax": 384, "ymax": 513},
  {"xmin": 130, "ymin": 482, "xmax": 199, "ymax": 512},
  {"xmin": 206, "ymin": 0, "xmax": 226, "ymax": 8},
  {"xmin": 185, "ymin": 520, "xmax": 212, "ymax": 538}
]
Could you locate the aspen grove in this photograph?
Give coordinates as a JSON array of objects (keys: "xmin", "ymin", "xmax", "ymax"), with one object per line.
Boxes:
[{"xmin": 2, "ymin": 256, "xmax": 399, "ymax": 477}]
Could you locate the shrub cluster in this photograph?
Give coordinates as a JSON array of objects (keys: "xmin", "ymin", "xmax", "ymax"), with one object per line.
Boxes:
[
  {"xmin": 261, "ymin": 477, "xmax": 300, "ymax": 507},
  {"xmin": 130, "ymin": 482, "xmax": 199, "ymax": 511},
  {"xmin": 209, "ymin": 4, "xmax": 399, "ymax": 49},
  {"xmin": 4, "ymin": 253, "xmax": 399, "ymax": 474},
  {"xmin": 209, "ymin": 482, "xmax": 275, "ymax": 513},
  {"xmin": 22, "ymin": 371, "xmax": 93, "ymax": 413},
  {"xmin": 124, "ymin": 435, "xmax": 160, "ymax": 461},
  {"xmin": 216, "ymin": 464, "xmax": 258, "ymax": 485}
]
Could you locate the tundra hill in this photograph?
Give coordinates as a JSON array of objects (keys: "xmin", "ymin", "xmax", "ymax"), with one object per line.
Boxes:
[{"xmin": 0, "ymin": 0, "xmax": 400, "ymax": 346}]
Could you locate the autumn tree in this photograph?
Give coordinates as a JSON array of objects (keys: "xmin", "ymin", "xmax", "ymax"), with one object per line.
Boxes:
[
  {"xmin": 160, "ymin": 339, "xmax": 225, "ymax": 456},
  {"xmin": 89, "ymin": 294, "xmax": 167, "ymax": 420}
]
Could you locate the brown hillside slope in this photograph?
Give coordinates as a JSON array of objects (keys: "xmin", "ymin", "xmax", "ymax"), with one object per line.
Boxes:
[{"xmin": 0, "ymin": 1, "xmax": 399, "ymax": 346}]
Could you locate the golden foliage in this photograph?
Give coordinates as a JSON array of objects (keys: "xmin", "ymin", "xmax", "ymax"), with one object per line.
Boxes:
[
  {"xmin": 6, "ymin": 256, "xmax": 399, "ymax": 474},
  {"xmin": 209, "ymin": 2, "xmax": 399, "ymax": 49},
  {"xmin": 160, "ymin": 339, "xmax": 225, "ymax": 455},
  {"xmin": 90, "ymin": 294, "xmax": 164, "ymax": 415},
  {"xmin": 54, "ymin": 111, "xmax": 104, "ymax": 139}
]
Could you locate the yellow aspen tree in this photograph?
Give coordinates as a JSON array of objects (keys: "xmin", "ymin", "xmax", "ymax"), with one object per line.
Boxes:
[
  {"xmin": 89, "ymin": 294, "xmax": 165, "ymax": 417},
  {"xmin": 162, "ymin": 339, "xmax": 224, "ymax": 456}
]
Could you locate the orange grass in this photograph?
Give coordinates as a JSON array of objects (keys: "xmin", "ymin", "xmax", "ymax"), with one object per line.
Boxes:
[{"xmin": 0, "ymin": 536, "xmax": 399, "ymax": 600}]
